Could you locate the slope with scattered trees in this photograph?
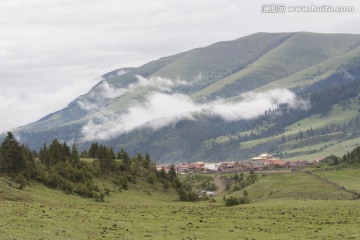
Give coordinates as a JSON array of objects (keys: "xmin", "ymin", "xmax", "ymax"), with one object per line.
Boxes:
[{"xmin": 0, "ymin": 132, "xmax": 199, "ymax": 202}]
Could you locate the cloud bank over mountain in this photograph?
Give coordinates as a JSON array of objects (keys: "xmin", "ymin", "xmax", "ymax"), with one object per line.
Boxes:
[{"xmin": 81, "ymin": 76, "xmax": 308, "ymax": 141}]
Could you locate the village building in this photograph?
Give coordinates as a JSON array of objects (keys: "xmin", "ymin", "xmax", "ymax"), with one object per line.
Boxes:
[
  {"xmin": 175, "ymin": 164, "xmax": 192, "ymax": 174},
  {"xmin": 313, "ymin": 157, "xmax": 324, "ymax": 163},
  {"xmin": 217, "ymin": 161, "xmax": 250, "ymax": 172},
  {"xmin": 156, "ymin": 164, "xmax": 170, "ymax": 173},
  {"xmin": 286, "ymin": 160, "xmax": 309, "ymax": 168},
  {"xmin": 194, "ymin": 162, "xmax": 205, "ymax": 171},
  {"xmin": 199, "ymin": 190, "xmax": 216, "ymax": 197},
  {"xmin": 163, "ymin": 154, "xmax": 324, "ymax": 175},
  {"xmin": 204, "ymin": 163, "xmax": 219, "ymax": 171},
  {"xmin": 251, "ymin": 153, "xmax": 286, "ymax": 167}
]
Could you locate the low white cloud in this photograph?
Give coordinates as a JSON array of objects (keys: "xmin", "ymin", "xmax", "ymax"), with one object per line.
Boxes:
[
  {"xmin": 81, "ymin": 85, "xmax": 308, "ymax": 141},
  {"xmin": 132, "ymin": 75, "xmax": 189, "ymax": 92},
  {"xmin": 77, "ymin": 75, "xmax": 189, "ymax": 112},
  {"xmin": 208, "ymin": 89, "xmax": 306, "ymax": 121},
  {"xmin": 81, "ymin": 92, "xmax": 198, "ymax": 141},
  {"xmin": 99, "ymin": 81, "xmax": 128, "ymax": 99},
  {"xmin": 76, "ymin": 99, "xmax": 100, "ymax": 112}
]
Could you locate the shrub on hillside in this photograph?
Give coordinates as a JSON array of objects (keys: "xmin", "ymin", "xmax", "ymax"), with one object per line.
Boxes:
[
  {"xmin": 15, "ymin": 173, "xmax": 27, "ymax": 190},
  {"xmin": 224, "ymin": 194, "xmax": 250, "ymax": 207}
]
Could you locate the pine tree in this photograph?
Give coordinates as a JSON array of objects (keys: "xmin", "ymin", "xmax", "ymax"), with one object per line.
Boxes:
[
  {"xmin": 143, "ymin": 153, "xmax": 151, "ymax": 169},
  {"xmin": 109, "ymin": 147, "xmax": 116, "ymax": 160},
  {"xmin": 0, "ymin": 132, "xmax": 25, "ymax": 174},
  {"xmin": 88, "ymin": 142, "xmax": 99, "ymax": 158},
  {"xmin": 21, "ymin": 145, "xmax": 36, "ymax": 178},
  {"xmin": 168, "ymin": 165, "xmax": 177, "ymax": 182},
  {"xmin": 97, "ymin": 145, "xmax": 113, "ymax": 173},
  {"xmin": 49, "ymin": 139, "xmax": 62, "ymax": 165},
  {"xmin": 80, "ymin": 150, "xmax": 88, "ymax": 158},
  {"xmin": 118, "ymin": 148, "xmax": 131, "ymax": 171},
  {"xmin": 70, "ymin": 143, "xmax": 80, "ymax": 166},
  {"xmin": 39, "ymin": 143, "xmax": 51, "ymax": 168},
  {"xmin": 61, "ymin": 142, "xmax": 71, "ymax": 161}
]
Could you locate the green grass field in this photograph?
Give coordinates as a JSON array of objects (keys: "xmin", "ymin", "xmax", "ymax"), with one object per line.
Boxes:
[
  {"xmin": 1, "ymin": 169, "xmax": 360, "ymax": 239},
  {"xmin": 316, "ymin": 169, "xmax": 360, "ymax": 192}
]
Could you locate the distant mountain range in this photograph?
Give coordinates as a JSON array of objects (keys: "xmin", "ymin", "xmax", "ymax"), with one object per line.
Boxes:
[{"xmin": 13, "ymin": 32, "xmax": 360, "ymax": 163}]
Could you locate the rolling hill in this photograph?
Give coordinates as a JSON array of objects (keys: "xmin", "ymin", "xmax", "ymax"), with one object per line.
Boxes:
[{"xmin": 12, "ymin": 32, "xmax": 360, "ymax": 163}]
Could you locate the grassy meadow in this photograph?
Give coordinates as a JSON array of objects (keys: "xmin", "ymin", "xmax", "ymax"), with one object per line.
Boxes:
[
  {"xmin": 316, "ymin": 169, "xmax": 360, "ymax": 192},
  {"xmin": 1, "ymin": 168, "xmax": 360, "ymax": 239}
]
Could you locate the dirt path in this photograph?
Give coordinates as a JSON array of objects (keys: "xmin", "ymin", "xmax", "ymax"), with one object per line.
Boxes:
[{"xmin": 214, "ymin": 173, "xmax": 228, "ymax": 196}]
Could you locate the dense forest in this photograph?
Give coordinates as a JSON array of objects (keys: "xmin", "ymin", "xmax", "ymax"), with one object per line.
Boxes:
[{"xmin": 0, "ymin": 132, "xmax": 198, "ymax": 202}]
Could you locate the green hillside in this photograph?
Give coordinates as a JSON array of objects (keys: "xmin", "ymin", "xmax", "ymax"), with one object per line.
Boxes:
[
  {"xmin": 1, "ymin": 167, "xmax": 360, "ymax": 239},
  {"xmin": 317, "ymin": 169, "xmax": 360, "ymax": 192},
  {"xmin": 154, "ymin": 32, "xmax": 295, "ymax": 87},
  {"xmin": 235, "ymin": 173, "xmax": 354, "ymax": 202},
  {"xmin": 191, "ymin": 32, "xmax": 360, "ymax": 98}
]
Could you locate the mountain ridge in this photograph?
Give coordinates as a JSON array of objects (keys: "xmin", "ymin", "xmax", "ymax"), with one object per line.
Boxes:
[{"xmin": 12, "ymin": 32, "xmax": 360, "ymax": 163}]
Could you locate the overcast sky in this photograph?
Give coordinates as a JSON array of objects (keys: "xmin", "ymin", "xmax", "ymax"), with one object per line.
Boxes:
[{"xmin": 1, "ymin": 0, "xmax": 360, "ymax": 133}]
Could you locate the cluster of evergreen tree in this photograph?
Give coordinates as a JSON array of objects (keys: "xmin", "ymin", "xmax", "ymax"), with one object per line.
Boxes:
[
  {"xmin": 323, "ymin": 145, "xmax": 360, "ymax": 167},
  {"xmin": 342, "ymin": 146, "xmax": 360, "ymax": 165},
  {"xmin": 0, "ymin": 132, "xmax": 36, "ymax": 188},
  {"xmin": 0, "ymin": 132, "xmax": 183, "ymax": 201},
  {"xmin": 0, "ymin": 133, "xmax": 106, "ymax": 199},
  {"xmin": 36, "ymin": 140, "xmax": 99, "ymax": 198},
  {"xmin": 39, "ymin": 139, "xmax": 80, "ymax": 168}
]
